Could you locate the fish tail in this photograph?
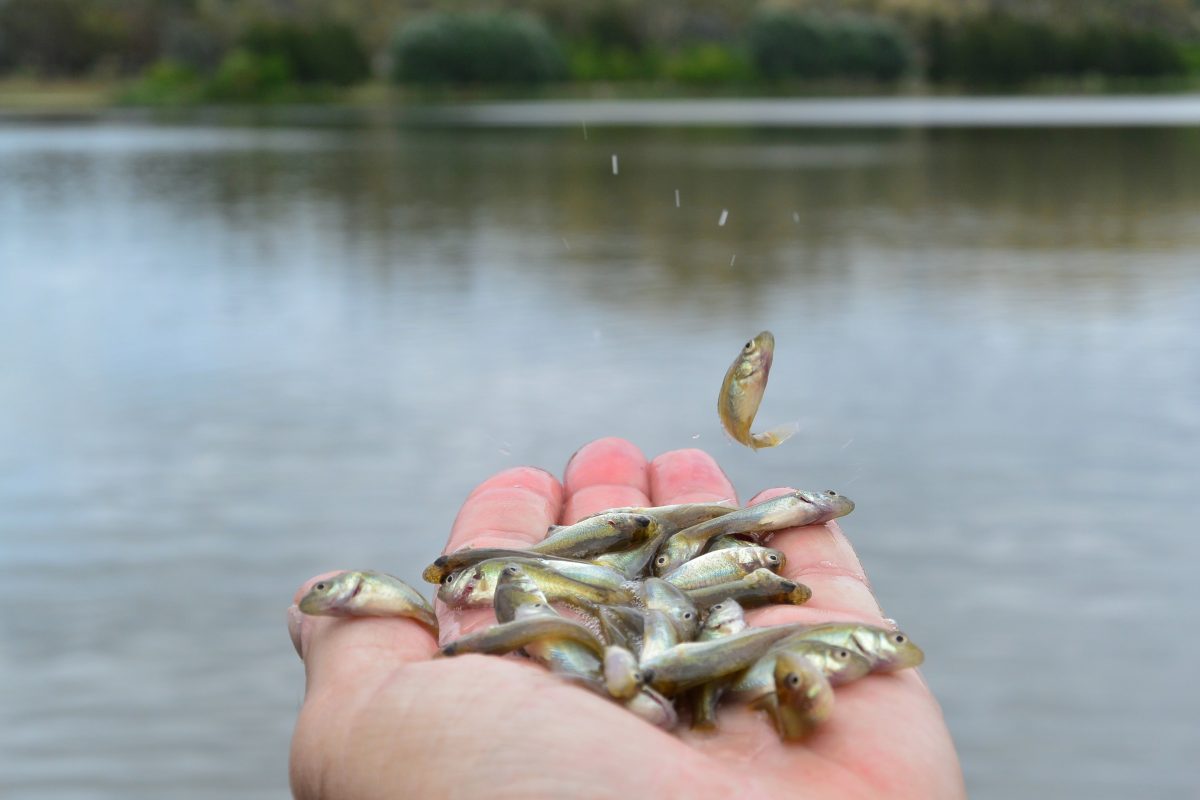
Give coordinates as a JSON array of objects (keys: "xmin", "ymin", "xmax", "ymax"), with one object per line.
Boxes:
[{"xmin": 750, "ymin": 422, "xmax": 799, "ymax": 450}]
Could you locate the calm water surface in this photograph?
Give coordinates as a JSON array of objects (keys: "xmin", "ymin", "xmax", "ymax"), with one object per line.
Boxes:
[{"xmin": 1, "ymin": 111, "xmax": 1197, "ymax": 799}]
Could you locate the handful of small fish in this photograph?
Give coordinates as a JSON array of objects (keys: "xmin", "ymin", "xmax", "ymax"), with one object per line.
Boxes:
[
  {"xmin": 297, "ymin": 332, "xmax": 922, "ymax": 740},
  {"xmin": 297, "ymin": 488, "xmax": 924, "ymax": 741}
]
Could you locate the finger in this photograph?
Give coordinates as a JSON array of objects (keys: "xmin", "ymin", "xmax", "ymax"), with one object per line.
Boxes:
[
  {"xmin": 290, "ymin": 571, "xmax": 439, "ymax": 699},
  {"xmin": 742, "ymin": 487, "xmax": 884, "ymax": 625},
  {"xmin": 445, "ymin": 466, "xmax": 563, "ymax": 552},
  {"xmin": 561, "ymin": 437, "xmax": 651, "ymax": 523},
  {"xmin": 647, "ymin": 448, "xmax": 739, "ymax": 506},
  {"xmin": 436, "ymin": 466, "xmax": 564, "ymax": 642}
]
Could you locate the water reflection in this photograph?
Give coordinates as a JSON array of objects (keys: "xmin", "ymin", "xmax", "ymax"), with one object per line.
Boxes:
[{"xmin": 1, "ymin": 118, "xmax": 1197, "ymax": 799}]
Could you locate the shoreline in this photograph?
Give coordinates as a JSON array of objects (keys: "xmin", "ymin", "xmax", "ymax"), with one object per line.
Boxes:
[{"xmin": 6, "ymin": 90, "xmax": 1200, "ymax": 128}]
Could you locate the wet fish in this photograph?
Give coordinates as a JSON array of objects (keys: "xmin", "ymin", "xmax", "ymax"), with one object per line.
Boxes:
[
  {"xmin": 641, "ymin": 625, "xmax": 799, "ymax": 695},
  {"xmin": 591, "ymin": 502, "xmax": 739, "ymax": 532},
  {"xmin": 297, "ymin": 570, "xmax": 437, "ymax": 634},
  {"xmin": 706, "ymin": 534, "xmax": 757, "ymax": 552},
  {"xmin": 780, "ymin": 623, "xmax": 924, "ymax": 672},
  {"xmin": 503, "ymin": 604, "xmax": 609, "ymax": 689},
  {"xmin": 422, "ymin": 548, "xmax": 591, "ymax": 585},
  {"xmin": 689, "ymin": 599, "xmax": 748, "ymax": 729},
  {"xmin": 438, "ymin": 558, "xmax": 635, "ymax": 609},
  {"xmin": 591, "ymin": 527, "xmax": 671, "ymax": 580},
  {"xmin": 596, "ymin": 604, "xmax": 645, "ymax": 652},
  {"xmin": 537, "ymin": 512, "xmax": 660, "ymax": 557},
  {"xmin": 493, "ymin": 562, "xmax": 550, "ymax": 623},
  {"xmin": 654, "ymin": 489, "xmax": 854, "ymax": 574},
  {"xmin": 624, "ymin": 686, "xmax": 678, "ymax": 730},
  {"xmin": 727, "ymin": 639, "xmax": 871, "ymax": 706},
  {"xmin": 423, "ymin": 512, "xmax": 657, "ymax": 584},
  {"xmin": 661, "ymin": 546, "xmax": 785, "ymax": 590},
  {"xmin": 603, "ymin": 646, "xmax": 644, "ymax": 699},
  {"xmin": 717, "ymin": 331, "xmax": 796, "ymax": 450},
  {"xmin": 590, "ymin": 506, "xmax": 735, "ymax": 578},
  {"xmin": 639, "ymin": 608, "xmax": 681, "ymax": 663},
  {"xmin": 698, "ymin": 599, "xmax": 747, "ymax": 641},
  {"xmin": 639, "ymin": 578, "xmax": 701, "ymax": 641},
  {"xmin": 439, "ymin": 614, "xmax": 604, "ymax": 658},
  {"xmin": 685, "ymin": 568, "xmax": 812, "ymax": 611},
  {"xmin": 767, "ymin": 651, "xmax": 835, "ymax": 741}
]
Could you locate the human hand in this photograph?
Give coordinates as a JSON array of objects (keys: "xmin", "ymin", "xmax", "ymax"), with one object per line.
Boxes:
[{"xmin": 287, "ymin": 438, "xmax": 965, "ymax": 799}]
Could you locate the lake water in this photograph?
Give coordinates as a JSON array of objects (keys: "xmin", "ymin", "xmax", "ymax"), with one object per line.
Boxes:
[{"xmin": 1, "ymin": 101, "xmax": 1198, "ymax": 798}]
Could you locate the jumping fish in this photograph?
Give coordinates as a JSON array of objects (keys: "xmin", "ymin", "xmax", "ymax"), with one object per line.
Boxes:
[{"xmin": 717, "ymin": 331, "xmax": 796, "ymax": 450}]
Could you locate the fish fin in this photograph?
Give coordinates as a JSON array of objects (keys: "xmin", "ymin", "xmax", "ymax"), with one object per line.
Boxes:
[
  {"xmin": 750, "ymin": 422, "xmax": 799, "ymax": 450},
  {"xmin": 689, "ymin": 682, "xmax": 726, "ymax": 731}
]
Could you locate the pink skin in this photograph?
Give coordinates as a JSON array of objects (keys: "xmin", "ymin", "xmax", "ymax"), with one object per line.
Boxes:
[{"xmin": 288, "ymin": 438, "xmax": 965, "ymax": 799}]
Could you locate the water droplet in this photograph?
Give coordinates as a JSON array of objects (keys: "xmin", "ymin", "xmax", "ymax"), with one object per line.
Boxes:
[
  {"xmin": 581, "ymin": 120, "xmax": 588, "ymax": 140},
  {"xmin": 611, "ymin": 154, "xmax": 619, "ymax": 175},
  {"xmin": 718, "ymin": 209, "xmax": 729, "ymax": 226},
  {"xmin": 674, "ymin": 189, "xmax": 680, "ymax": 208},
  {"xmin": 691, "ymin": 433, "xmax": 701, "ymax": 439},
  {"xmin": 562, "ymin": 237, "xmax": 571, "ymax": 250},
  {"xmin": 792, "ymin": 211, "xmax": 800, "ymax": 223},
  {"xmin": 729, "ymin": 254, "xmax": 736, "ymax": 267}
]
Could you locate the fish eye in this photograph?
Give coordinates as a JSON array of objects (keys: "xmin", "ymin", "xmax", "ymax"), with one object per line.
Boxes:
[
  {"xmin": 767, "ymin": 554, "xmax": 779, "ymax": 563},
  {"xmin": 632, "ymin": 671, "xmax": 643, "ymax": 683},
  {"xmin": 827, "ymin": 490, "xmax": 837, "ymax": 496},
  {"xmin": 656, "ymin": 556, "xmax": 668, "ymax": 566},
  {"xmin": 838, "ymin": 650, "xmax": 849, "ymax": 658},
  {"xmin": 743, "ymin": 341, "xmax": 752, "ymax": 350},
  {"xmin": 787, "ymin": 674, "xmax": 801, "ymax": 687},
  {"xmin": 894, "ymin": 634, "xmax": 905, "ymax": 643},
  {"xmin": 712, "ymin": 603, "xmax": 724, "ymax": 611},
  {"xmin": 315, "ymin": 583, "xmax": 325, "ymax": 590},
  {"xmin": 441, "ymin": 572, "xmax": 456, "ymax": 585},
  {"xmin": 682, "ymin": 611, "xmax": 694, "ymax": 620}
]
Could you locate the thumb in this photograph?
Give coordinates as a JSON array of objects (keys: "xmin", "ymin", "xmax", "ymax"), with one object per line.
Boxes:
[{"xmin": 289, "ymin": 571, "xmax": 439, "ymax": 697}]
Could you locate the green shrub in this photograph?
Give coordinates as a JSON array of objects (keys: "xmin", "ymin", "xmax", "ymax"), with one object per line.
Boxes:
[
  {"xmin": 392, "ymin": 12, "xmax": 567, "ymax": 85},
  {"xmin": 567, "ymin": 42, "xmax": 658, "ymax": 81},
  {"xmin": 122, "ymin": 59, "xmax": 204, "ymax": 105},
  {"xmin": 665, "ymin": 44, "xmax": 753, "ymax": 84},
  {"xmin": 746, "ymin": 10, "xmax": 914, "ymax": 82},
  {"xmin": 240, "ymin": 21, "xmax": 369, "ymax": 86},
  {"xmin": 923, "ymin": 14, "xmax": 1188, "ymax": 87},
  {"xmin": 205, "ymin": 49, "xmax": 291, "ymax": 102},
  {"xmin": 1071, "ymin": 25, "xmax": 1185, "ymax": 78}
]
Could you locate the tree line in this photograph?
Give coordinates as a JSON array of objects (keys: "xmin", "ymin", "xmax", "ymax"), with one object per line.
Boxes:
[{"xmin": 0, "ymin": 0, "xmax": 1195, "ymax": 101}]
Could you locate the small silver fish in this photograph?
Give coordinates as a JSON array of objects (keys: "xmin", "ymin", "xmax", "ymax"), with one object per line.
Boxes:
[
  {"xmin": 654, "ymin": 489, "xmax": 854, "ymax": 574},
  {"xmin": 717, "ymin": 331, "xmax": 797, "ymax": 450},
  {"xmin": 297, "ymin": 571, "xmax": 437, "ymax": 634},
  {"xmin": 661, "ymin": 546, "xmax": 785, "ymax": 591},
  {"xmin": 684, "ymin": 568, "xmax": 811, "ymax": 611}
]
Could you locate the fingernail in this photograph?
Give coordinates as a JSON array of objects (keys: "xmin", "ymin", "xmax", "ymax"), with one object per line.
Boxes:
[{"xmin": 287, "ymin": 605, "xmax": 304, "ymax": 658}]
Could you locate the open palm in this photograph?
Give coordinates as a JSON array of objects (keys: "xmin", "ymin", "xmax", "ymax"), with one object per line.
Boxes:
[{"xmin": 288, "ymin": 438, "xmax": 964, "ymax": 799}]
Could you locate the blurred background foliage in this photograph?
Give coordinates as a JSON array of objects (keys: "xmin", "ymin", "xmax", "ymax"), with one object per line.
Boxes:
[{"xmin": 0, "ymin": 0, "xmax": 1197, "ymax": 101}]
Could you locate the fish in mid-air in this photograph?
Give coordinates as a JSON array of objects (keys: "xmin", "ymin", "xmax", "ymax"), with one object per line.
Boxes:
[{"xmin": 718, "ymin": 330, "xmax": 797, "ymax": 450}]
